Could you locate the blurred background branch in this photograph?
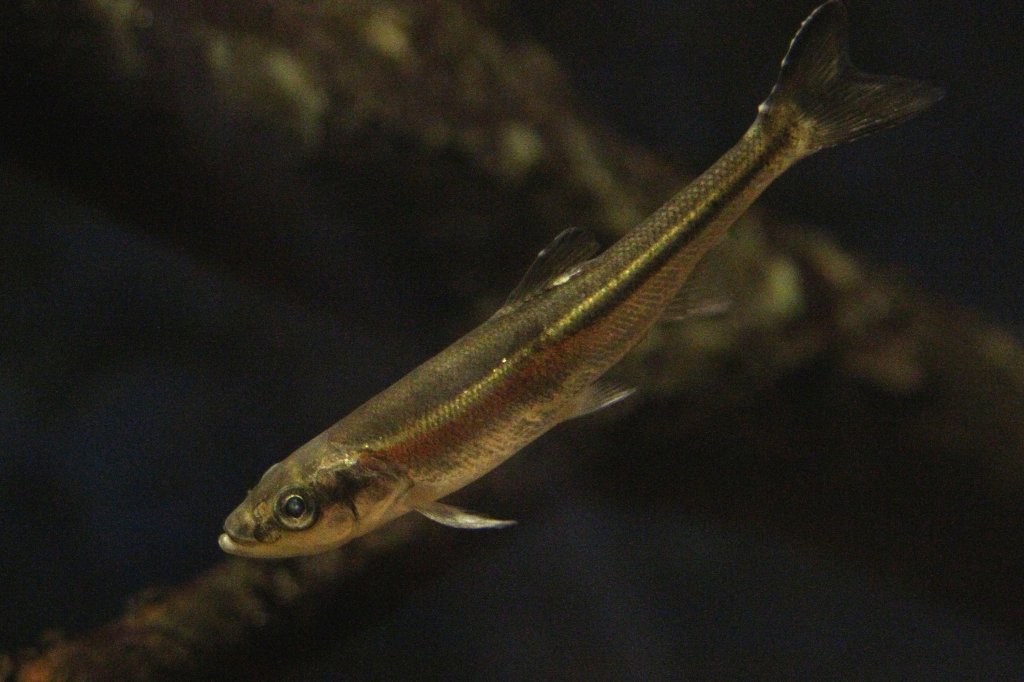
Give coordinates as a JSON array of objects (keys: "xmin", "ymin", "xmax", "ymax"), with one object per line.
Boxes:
[{"xmin": 2, "ymin": 0, "xmax": 1022, "ymax": 679}]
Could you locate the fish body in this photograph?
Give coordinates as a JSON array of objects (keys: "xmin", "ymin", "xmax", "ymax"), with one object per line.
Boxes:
[{"xmin": 220, "ymin": 1, "xmax": 942, "ymax": 558}]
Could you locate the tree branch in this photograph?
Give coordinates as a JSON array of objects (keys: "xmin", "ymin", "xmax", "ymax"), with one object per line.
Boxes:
[{"xmin": 4, "ymin": 0, "xmax": 1023, "ymax": 678}]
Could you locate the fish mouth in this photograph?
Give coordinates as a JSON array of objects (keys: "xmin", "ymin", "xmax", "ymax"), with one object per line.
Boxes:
[
  {"xmin": 218, "ymin": 532, "xmax": 262, "ymax": 557},
  {"xmin": 220, "ymin": 502, "xmax": 281, "ymax": 556},
  {"xmin": 218, "ymin": 531, "xmax": 307, "ymax": 559}
]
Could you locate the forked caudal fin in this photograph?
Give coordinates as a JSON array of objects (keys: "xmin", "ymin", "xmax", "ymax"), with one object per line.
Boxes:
[{"xmin": 760, "ymin": 1, "xmax": 944, "ymax": 152}]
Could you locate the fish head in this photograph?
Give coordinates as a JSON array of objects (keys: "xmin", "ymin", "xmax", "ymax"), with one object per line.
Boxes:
[
  {"xmin": 219, "ymin": 437, "xmax": 409, "ymax": 558},
  {"xmin": 218, "ymin": 459, "xmax": 344, "ymax": 559}
]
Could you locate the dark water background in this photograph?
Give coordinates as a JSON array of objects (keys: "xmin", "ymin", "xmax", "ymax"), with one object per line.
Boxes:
[{"xmin": 2, "ymin": 0, "xmax": 1022, "ymax": 678}]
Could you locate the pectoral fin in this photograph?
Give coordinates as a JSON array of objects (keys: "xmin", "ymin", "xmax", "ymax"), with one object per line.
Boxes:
[{"xmin": 415, "ymin": 500, "xmax": 517, "ymax": 529}]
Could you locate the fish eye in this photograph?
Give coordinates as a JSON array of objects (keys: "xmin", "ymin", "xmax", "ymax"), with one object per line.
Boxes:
[
  {"xmin": 276, "ymin": 489, "xmax": 317, "ymax": 530},
  {"xmin": 283, "ymin": 495, "xmax": 305, "ymax": 517}
]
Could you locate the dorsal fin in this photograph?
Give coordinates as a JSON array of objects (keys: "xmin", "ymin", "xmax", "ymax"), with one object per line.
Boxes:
[{"xmin": 503, "ymin": 228, "xmax": 601, "ymax": 307}]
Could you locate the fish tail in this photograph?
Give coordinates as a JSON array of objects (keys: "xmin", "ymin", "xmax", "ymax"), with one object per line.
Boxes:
[{"xmin": 759, "ymin": 1, "xmax": 943, "ymax": 153}]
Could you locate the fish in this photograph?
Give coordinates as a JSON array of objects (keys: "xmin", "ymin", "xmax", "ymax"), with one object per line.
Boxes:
[{"xmin": 219, "ymin": 1, "xmax": 942, "ymax": 558}]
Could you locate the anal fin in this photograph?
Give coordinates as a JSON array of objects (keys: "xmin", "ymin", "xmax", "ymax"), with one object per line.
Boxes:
[
  {"xmin": 661, "ymin": 249, "xmax": 733, "ymax": 322},
  {"xmin": 568, "ymin": 379, "xmax": 636, "ymax": 419},
  {"xmin": 415, "ymin": 500, "xmax": 517, "ymax": 529},
  {"xmin": 661, "ymin": 282, "xmax": 732, "ymax": 321}
]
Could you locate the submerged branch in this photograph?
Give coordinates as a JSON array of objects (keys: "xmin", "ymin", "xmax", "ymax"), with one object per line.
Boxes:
[{"xmin": 3, "ymin": 0, "xmax": 1023, "ymax": 678}]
